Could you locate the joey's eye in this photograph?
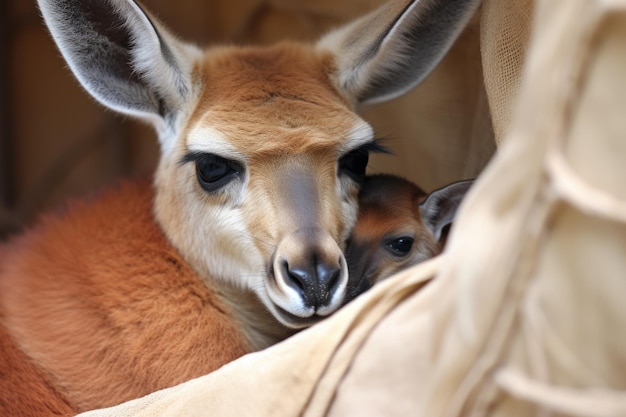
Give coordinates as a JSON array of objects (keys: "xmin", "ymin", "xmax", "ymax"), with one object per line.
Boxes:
[
  {"xmin": 385, "ymin": 237, "xmax": 414, "ymax": 257},
  {"xmin": 194, "ymin": 154, "xmax": 242, "ymax": 192},
  {"xmin": 339, "ymin": 148, "xmax": 369, "ymax": 183}
]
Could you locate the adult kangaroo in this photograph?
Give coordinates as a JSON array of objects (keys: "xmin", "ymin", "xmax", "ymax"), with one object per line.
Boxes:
[{"xmin": 0, "ymin": 0, "xmax": 481, "ymax": 415}]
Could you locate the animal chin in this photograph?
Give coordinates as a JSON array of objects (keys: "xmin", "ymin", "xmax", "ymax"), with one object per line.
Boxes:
[{"xmin": 273, "ymin": 305, "xmax": 325, "ymax": 329}]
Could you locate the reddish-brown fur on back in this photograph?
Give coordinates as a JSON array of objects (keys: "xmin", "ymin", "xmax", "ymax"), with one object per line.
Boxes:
[
  {"xmin": 0, "ymin": 180, "xmax": 250, "ymax": 413},
  {"xmin": 0, "ymin": 321, "xmax": 74, "ymax": 416}
]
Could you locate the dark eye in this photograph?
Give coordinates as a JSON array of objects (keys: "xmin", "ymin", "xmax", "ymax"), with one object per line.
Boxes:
[
  {"xmin": 385, "ymin": 237, "xmax": 414, "ymax": 257},
  {"xmin": 195, "ymin": 154, "xmax": 242, "ymax": 192},
  {"xmin": 339, "ymin": 148, "xmax": 369, "ymax": 183}
]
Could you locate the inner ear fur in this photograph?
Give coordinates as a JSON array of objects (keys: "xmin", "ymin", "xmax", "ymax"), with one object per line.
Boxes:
[
  {"xmin": 37, "ymin": 0, "xmax": 199, "ymax": 136},
  {"xmin": 419, "ymin": 179, "xmax": 474, "ymax": 241}
]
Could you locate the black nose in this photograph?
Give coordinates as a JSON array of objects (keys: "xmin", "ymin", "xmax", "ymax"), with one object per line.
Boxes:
[{"xmin": 283, "ymin": 257, "xmax": 342, "ymax": 309}]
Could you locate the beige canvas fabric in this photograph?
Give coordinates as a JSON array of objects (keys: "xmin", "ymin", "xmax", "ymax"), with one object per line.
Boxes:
[
  {"xmin": 77, "ymin": 0, "xmax": 626, "ymax": 415},
  {"xmin": 480, "ymin": 0, "xmax": 533, "ymax": 143}
]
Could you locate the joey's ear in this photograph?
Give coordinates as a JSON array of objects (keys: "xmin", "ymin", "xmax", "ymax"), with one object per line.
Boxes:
[
  {"xmin": 419, "ymin": 179, "xmax": 473, "ymax": 241},
  {"xmin": 317, "ymin": 0, "xmax": 481, "ymax": 105},
  {"xmin": 37, "ymin": 0, "xmax": 199, "ymax": 142}
]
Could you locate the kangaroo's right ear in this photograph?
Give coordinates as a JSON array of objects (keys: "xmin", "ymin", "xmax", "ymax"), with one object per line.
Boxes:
[
  {"xmin": 37, "ymin": 0, "xmax": 200, "ymax": 144},
  {"xmin": 317, "ymin": 0, "xmax": 481, "ymax": 106},
  {"xmin": 419, "ymin": 179, "xmax": 473, "ymax": 242}
]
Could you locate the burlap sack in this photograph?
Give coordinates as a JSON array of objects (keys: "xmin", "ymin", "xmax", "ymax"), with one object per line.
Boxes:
[{"xmin": 77, "ymin": 0, "xmax": 626, "ymax": 415}]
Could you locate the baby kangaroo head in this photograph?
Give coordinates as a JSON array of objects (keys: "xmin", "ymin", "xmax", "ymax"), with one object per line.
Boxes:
[
  {"xmin": 36, "ymin": 0, "xmax": 481, "ymax": 328},
  {"xmin": 345, "ymin": 175, "xmax": 473, "ymax": 302}
]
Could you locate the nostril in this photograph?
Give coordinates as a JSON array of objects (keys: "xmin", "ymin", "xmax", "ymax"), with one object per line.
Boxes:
[
  {"xmin": 328, "ymin": 267, "xmax": 341, "ymax": 294},
  {"xmin": 282, "ymin": 260, "xmax": 310, "ymax": 301},
  {"xmin": 316, "ymin": 263, "xmax": 342, "ymax": 305}
]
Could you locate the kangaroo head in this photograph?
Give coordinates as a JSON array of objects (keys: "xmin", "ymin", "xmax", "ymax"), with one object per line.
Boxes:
[
  {"xmin": 37, "ymin": 0, "xmax": 480, "ymax": 329},
  {"xmin": 345, "ymin": 175, "xmax": 473, "ymax": 302}
]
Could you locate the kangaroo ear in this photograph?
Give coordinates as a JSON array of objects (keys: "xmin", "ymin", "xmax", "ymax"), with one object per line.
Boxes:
[
  {"xmin": 317, "ymin": 0, "xmax": 481, "ymax": 105},
  {"xmin": 419, "ymin": 179, "xmax": 473, "ymax": 242},
  {"xmin": 37, "ymin": 0, "xmax": 199, "ymax": 141}
]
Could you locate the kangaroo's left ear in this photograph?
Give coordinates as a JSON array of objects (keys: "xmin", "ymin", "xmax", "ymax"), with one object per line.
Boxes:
[
  {"xmin": 419, "ymin": 179, "xmax": 473, "ymax": 241},
  {"xmin": 36, "ymin": 0, "xmax": 200, "ymax": 144},
  {"xmin": 317, "ymin": 0, "xmax": 481, "ymax": 106}
]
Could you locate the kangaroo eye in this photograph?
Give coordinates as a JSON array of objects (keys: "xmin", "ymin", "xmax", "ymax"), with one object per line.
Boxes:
[
  {"xmin": 195, "ymin": 154, "xmax": 242, "ymax": 192},
  {"xmin": 339, "ymin": 148, "xmax": 369, "ymax": 183},
  {"xmin": 385, "ymin": 237, "xmax": 414, "ymax": 257},
  {"xmin": 339, "ymin": 140, "xmax": 390, "ymax": 184}
]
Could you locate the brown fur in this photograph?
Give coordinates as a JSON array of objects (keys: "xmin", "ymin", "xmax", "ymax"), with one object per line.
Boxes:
[
  {"xmin": 0, "ymin": 180, "xmax": 250, "ymax": 414},
  {"xmin": 188, "ymin": 43, "xmax": 354, "ymax": 156},
  {"xmin": 0, "ymin": 322, "xmax": 74, "ymax": 416}
]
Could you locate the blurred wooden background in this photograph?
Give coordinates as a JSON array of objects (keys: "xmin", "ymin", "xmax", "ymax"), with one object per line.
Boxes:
[{"xmin": 0, "ymin": 0, "xmax": 495, "ymax": 238}]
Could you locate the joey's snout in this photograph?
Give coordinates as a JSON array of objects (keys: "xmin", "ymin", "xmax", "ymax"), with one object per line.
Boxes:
[{"xmin": 270, "ymin": 229, "xmax": 348, "ymax": 325}]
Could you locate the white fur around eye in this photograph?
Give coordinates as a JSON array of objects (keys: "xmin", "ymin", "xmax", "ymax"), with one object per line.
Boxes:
[{"xmin": 186, "ymin": 126, "xmax": 244, "ymax": 161}]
